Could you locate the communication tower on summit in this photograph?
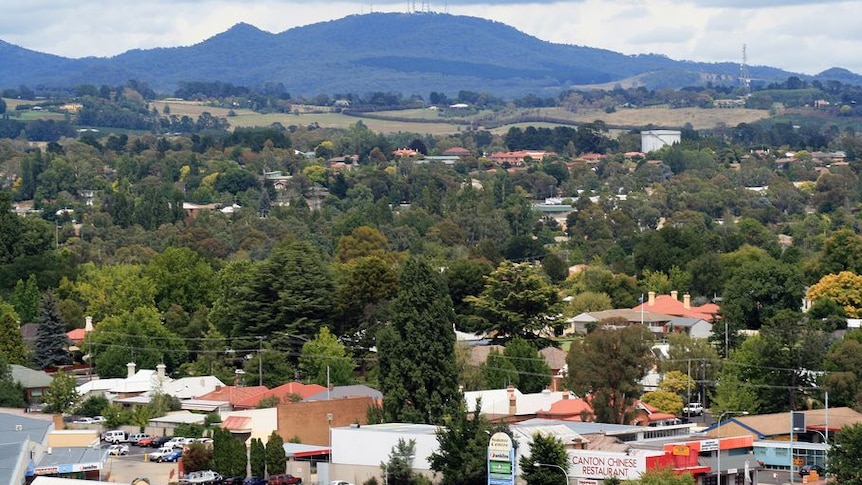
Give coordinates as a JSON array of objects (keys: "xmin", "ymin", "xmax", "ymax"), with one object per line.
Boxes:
[{"xmin": 739, "ymin": 44, "xmax": 751, "ymax": 96}]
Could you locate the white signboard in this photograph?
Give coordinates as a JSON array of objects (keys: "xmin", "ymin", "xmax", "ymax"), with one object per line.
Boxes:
[
  {"xmin": 700, "ymin": 439, "xmax": 719, "ymax": 452},
  {"xmin": 569, "ymin": 451, "xmax": 646, "ymax": 480}
]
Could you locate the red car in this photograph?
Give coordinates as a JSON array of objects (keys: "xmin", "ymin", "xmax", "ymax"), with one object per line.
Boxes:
[
  {"xmin": 268, "ymin": 475, "xmax": 302, "ymax": 485},
  {"xmin": 137, "ymin": 436, "xmax": 155, "ymax": 447}
]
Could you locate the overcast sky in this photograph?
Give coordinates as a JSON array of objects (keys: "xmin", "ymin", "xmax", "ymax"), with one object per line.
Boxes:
[{"xmin": 3, "ymin": 0, "xmax": 862, "ymax": 75}]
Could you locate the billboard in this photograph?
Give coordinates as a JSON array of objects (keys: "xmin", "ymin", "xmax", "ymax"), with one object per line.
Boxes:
[{"xmin": 488, "ymin": 432, "xmax": 515, "ymax": 485}]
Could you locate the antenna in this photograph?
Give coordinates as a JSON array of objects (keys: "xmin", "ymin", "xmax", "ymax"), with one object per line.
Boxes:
[{"xmin": 739, "ymin": 44, "xmax": 751, "ymax": 96}]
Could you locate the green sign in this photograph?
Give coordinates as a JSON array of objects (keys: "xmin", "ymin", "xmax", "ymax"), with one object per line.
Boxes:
[{"xmin": 490, "ymin": 460, "xmax": 512, "ymax": 474}]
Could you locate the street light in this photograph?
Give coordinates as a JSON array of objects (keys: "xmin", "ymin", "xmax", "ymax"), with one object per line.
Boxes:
[
  {"xmin": 534, "ymin": 462, "xmax": 569, "ymax": 484},
  {"xmin": 716, "ymin": 411, "xmax": 749, "ymax": 485}
]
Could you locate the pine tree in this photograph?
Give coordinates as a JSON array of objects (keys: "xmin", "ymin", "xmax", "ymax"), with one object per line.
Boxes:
[
  {"xmin": 250, "ymin": 437, "xmax": 266, "ymax": 478},
  {"xmin": 33, "ymin": 291, "xmax": 70, "ymax": 369},
  {"xmin": 265, "ymin": 431, "xmax": 286, "ymax": 477},
  {"xmin": 378, "ymin": 258, "xmax": 461, "ymax": 424},
  {"xmin": 0, "ymin": 302, "xmax": 27, "ymax": 365}
]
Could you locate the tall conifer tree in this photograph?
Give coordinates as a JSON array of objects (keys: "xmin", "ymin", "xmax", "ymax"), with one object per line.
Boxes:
[
  {"xmin": 378, "ymin": 258, "xmax": 460, "ymax": 424},
  {"xmin": 34, "ymin": 291, "xmax": 70, "ymax": 369}
]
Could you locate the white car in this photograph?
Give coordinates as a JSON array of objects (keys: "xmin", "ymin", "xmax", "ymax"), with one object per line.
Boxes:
[
  {"xmin": 147, "ymin": 446, "xmax": 174, "ymax": 461},
  {"xmin": 330, "ymin": 481, "xmax": 355, "ymax": 485},
  {"xmin": 73, "ymin": 417, "xmax": 95, "ymax": 424},
  {"xmin": 107, "ymin": 444, "xmax": 129, "ymax": 456}
]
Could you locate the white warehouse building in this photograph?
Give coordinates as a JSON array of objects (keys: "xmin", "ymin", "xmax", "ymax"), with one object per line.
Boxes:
[{"xmin": 641, "ymin": 130, "xmax": 681, "ymax": 153}]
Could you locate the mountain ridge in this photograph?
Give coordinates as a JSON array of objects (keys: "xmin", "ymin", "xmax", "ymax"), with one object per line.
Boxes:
[{"xmin": 1, "ymin": 12, "xmax": 860, "ymax": 98}]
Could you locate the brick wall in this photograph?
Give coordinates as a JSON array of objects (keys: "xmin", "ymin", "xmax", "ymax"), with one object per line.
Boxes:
[{"xmin": 277, "ymin": 396, "xmax": 376, "ymax": 446}]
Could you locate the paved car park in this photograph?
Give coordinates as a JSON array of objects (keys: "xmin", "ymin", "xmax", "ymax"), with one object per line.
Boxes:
[{"xmin": 103, "ymin": 452, "xmax": 178, "ymax": 484}]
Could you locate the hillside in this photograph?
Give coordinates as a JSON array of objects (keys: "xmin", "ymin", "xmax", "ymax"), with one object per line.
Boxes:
[{"xmin": 2, "ymin": 13, "xmax": 862, "ymax": 97}]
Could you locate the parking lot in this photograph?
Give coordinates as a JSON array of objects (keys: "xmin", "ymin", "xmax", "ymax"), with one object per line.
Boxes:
[{"xmin": 101, "ymin": 441, "xmax": 180, "ymax": 484}]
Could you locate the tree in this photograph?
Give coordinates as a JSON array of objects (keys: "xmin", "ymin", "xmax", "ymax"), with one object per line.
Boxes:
[
  {"xmin": 143, "ymin": 246, "xmax": 216, "ymax": 314},
  {"xmin": 823, "ymin": 333, "xmax": 862, "ymax": 408},
  {"xmin": 43, "ymin": 371, "xmax": 79, "ymax": 414},
  {"xmin": 183, "ymin": 443, "xmax": 213, "ymax": 473},
  {"xmin": 518, "ymin": 432, "xmax": 569, "ymax": 485},
  {"xmin": 59, "ymin": 262, "xmax": 156, "ymax": 322},
  {"xmin": 0, "ymin": 354, "xmax": 26, "ymax": 408},
  {"xmin": 429, "ymin": 399, "xmax": 499, "ymax": 485},
  {"xmin": 33, "ymin": 291, "xmax": 70, "ymax": 369},
  {"xmin": 250, "ymin": 437, "xmax": 266, "ymax": 478},
  {"xmin": 466, "ymin": 261, "xmax": 562, "ymax": 342},
  {"xmin": 10, "ymin": 274, "xmax": 40, "ymax": 324},
  {"xmin": 381, "ymin": 438, "xmax": 422, "ymax": 485},
  {"xmin": 377, "ymin": 258, "xmax": 461, "ymax": 424},
  {"xmin": 299, "ymin": 327, "xmax": 353, "ymax": 386},
  {"xmin": 638, "ymin": 468, "xmax": 696, "ymax": 485},
  {"xmin": 503, "ymin": 337, "xmax": 551, "ymax": 393},
  {"xmin": 237, "ymin": 239, "xmax": 335, "ymax": 344},
  {"xmin": 86, "ymin": 306, "xmax": 188, "ymax": 377},
  {"xmin": 0, "ymin": 302, "xmax": 27, "ymax": 365},
  {"xmin": 566, "ymin": 326, "xmax": 655, "ymax": 424},
  {"xmin": 807, "ymin": 271, "xmax": 862, "ymax": 317},
  {"xmin": 640, "ymin": 390, "xmax": 683, "ymax": 415},
  {"xmin": 212, "ymin": 427, "xmax": 246, "ymax": 477},
  {"xmin": 333, "ymin": 255, "xmax": 399, "ymax": 342},
  {"xmin": 265, "ymin": 431, "xmax": 286, "ymax": 477},
  {"xmin": 829, "ymin": 422, "xmax": 862, "ymax": 485},
  {"xmin": 481, "ymin": 349, "xmax": 518, "ymax": 390},
  {"xmin": 242, "ymin": 345, "xmax": 295, "ymax": 389}
]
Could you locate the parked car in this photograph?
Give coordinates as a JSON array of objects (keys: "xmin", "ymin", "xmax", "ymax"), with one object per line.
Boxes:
[
  {"xmin": 128, "ymin": 433, "xmax": 149, "ymax": 444},
  {"xmin": 107, "ymin": 444, "xmax": 130, "ymax": 456},
  {"xmin": 800, "ymin": 464, "xmax": 826, "ymax": 477},
  {"xmin": 137, "ymin": 436, "xmax": 156, "ymax": 447},
  {"xmin": 73, "ymin": 417, "xmax": 96, "ymax": 424},
  {"xmin": 147, "ymin": 446, "xmax": 175, "ymax": 462},
  {"xmin": 164, "ymin": 437, "xmax": 188, "ymax": 449},
  {"xmin": 91, "ymin": 415, "xmax": 106, "ymax": 423},
  {"xmin": 244, "ymin": 477, "xmax": 267, "ymax": 485},
  {"xmin": 195, "ymin": 437, "xmax": 214, "ymax": 444},
  {"xmin": 330, "ymin": 481, "xmax": 354, "ymax": 485},
  {"xmin": 181, "ymin": 470, "xmax": 223, "ymax": 484},
  {"xmin": 102, "ymin": 430, "xmax": 128, "ymax": 443},
  {"xmin": 158, "ymin": 449, "xmax": 183, "ymax": 463},
  {"xmin": 268, "ymin": 474, "xmax": 302, "ymax": 485},
  {"xmin": 682, "ymin": 402, "xmax": 704, "ymax": 416},
  {"xmin": 149, "ymin": 436, "xmax": 171, "ymax": 448},
  {"xmin": 221, "ymin": 476, "xmax": 244, "ymax": 485}
]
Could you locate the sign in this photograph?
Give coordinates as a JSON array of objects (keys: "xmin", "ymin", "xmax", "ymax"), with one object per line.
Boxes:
[
  {"xmin": 488, "ymin": 432, "xmax": 515, "ymax": 485},
  {"xmin": 672, "ymin": 445, "xmax": 690, "ymax": 456},
  {"xmin": 700, "ymin": 439, "xmax": 719, "ymax": 452},
  {"xmin": 569, "ymin": 451, "xmax": 645, "ymax": 480}
]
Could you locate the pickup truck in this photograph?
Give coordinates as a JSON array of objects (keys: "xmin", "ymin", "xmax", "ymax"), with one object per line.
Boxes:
[
  {"xmin": 268, "ymin": 474, "xmax": 302, "ymax": 485},
  {"xmin": 683, "ymin": 403, "xmax": 704, "ymax": 416}
]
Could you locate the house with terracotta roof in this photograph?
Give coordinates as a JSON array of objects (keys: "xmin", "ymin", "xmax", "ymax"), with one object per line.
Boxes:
[
  {"xmin": 631, "ymin": 291, "xmax": 719, "ymax": 322},
  {"xmin": 221, "ymin": 407, "xmax": 277, "ymax": 445},
  {"xmin": 442, "ymin": 147, "xmax": 470, "ymax": 157},
  {"xmin": 195, "ymin": 385, "xmax": 268, "ymax": 411},
  {"xmin": 233, "ymin": 381, "xmax": 327, "ymax": 409},
  {"xmin": 487, "ymin": 150, "xmax": 551, "ymax": 166},
  {"xmin": 537, "ymin": 395, "xmax": 680, "ymax": 427},
  {"xmin": 66, "ymin": 316, "xmax": 94, "ymax": 345}
]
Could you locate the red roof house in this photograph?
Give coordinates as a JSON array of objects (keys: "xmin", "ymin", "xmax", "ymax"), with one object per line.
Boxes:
[
  {"xmin": 631, "ymin": 291, "xmax": 719, "ymax": 322},
  {"xmin": 234, "ymin": 381, "xmax": 326, "ymax": 409},
  {"xmin": 196, "ymin": 385, "xmax": 269, "ymax": 409}
]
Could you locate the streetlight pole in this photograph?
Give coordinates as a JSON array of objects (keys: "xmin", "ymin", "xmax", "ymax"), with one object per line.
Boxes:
[
  {"xmin": 717, "ymin": 411, "xmax": 749, "ymax": 485},
  {"xmin": 534, "ymin": 462, "xmax": 568, "ymax": 484}
]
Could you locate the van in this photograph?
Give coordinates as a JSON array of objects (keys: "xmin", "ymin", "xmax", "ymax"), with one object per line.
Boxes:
[
  {"xmin": 128, "ymin": 433, "xmax": 149, "ymax": 444},
  {"xmin": 102, "ymin": 430, "xmax": 128, "ymax": 443}
]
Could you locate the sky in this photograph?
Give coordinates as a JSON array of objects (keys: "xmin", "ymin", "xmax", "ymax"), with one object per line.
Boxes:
[{"xmin": 3, "ymin": 0, "xmax": 862, "ymax": 76}]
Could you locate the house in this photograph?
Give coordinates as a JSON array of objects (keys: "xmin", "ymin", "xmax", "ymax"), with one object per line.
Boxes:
[
  {"xmin": 76, "ymin": 362, "xmax": 170, "ymax": 400},
  {"xmin": 221, "ymin": 407, "xmax": 278, "ymax": 445},
  {"xmin": 233, "ymin": 381, "xmax": 326, "ymax": 410},
  {"xmin": 195, "ymin": 385, "xmax": 269, "ymax": 411},
  {"xmin": 303, "ymin": 384, "xmax": 382, "ymax": 402},
  {"xmin": 146, "ymin": 410, "xmax": 206, "ymax": 437},
  {"xmin": 463, "ymin": 386, "xmax": 575, "ymax": 423},
  {"xmin": 631, "ymin": 291, "xmax": 719, "ymax": 322},
  {"xmin": 539, "ymin": 347, "xmax": 568, "ymax": 391},
  {"xmin": 10, "ymin": 365, "xmax": 53, "ymax": 405},
  {"xmin": 487, "ymin": 150, "xmax": 551, "ymax": 166},
  {"xmin": 665, "ymin": 317, "xmax": 713, "ymax": 339},
  {"xmin": 65, "ymin": 316, "xmax": 94, "ymax": 346},
  {"xmin": 537, "ymin": 395, "xmax": 680, "ymax": 427},
  {"xmin": 566, "ymin": 309, "xmax": 675, "ymax": 336},
  {"xmin": 442, "ymin": 147, "xmax": 470, "ymax": 157}
]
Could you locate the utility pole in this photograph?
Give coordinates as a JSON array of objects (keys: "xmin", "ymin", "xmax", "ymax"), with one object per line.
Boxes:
[{"xmin": 258, "ymin": 337, "xmax": 263, "ymax": 387}]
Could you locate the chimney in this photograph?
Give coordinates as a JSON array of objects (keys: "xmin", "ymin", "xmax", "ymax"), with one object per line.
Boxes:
[
  {"xmin": 507, "ymin": 385, "xmax": 517, "ymax": 416},
  {"xmin": 127, "ymin": 362, "xmax": 136, "ymax": 379},
  {"xmin": 683, "ymin": 294, "xmax": 691, "ymax": 309},
  {"xmin": 648, "ymin": 291, "xmax": 656, "ymax": 306},
  {"xmin": 84, "ymin": 316, "xmax": 93, "ymax": 332},
  {"xmin": 157, "ymin": 363, "xmax": 166, "ymax": 380},
  {"xmin": 671, "ymin": 290, "xmax": 678, "ymax": 301}
]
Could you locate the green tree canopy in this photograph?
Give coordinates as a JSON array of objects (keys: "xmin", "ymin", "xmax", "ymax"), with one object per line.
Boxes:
[
  {"xmin": 428, "ymin": 399, "xmax": 500, "ymax": 485},
  {"xmin": 378, "ymin": 258, "xmax": 461, "ymax": 424},
  {"xmin": 86, "ymin": 306, "xmax": 188, "ymax": 377},
  {"xmin": 34, "ymin": 291, "xmax": 70, "ymax": 369},
  {"xmin": 0, "ymin": 302, "xmax": 27, "ymax": 365},
  {"xmin": 829, "ymin": 422, "xmax": 862, "ymax": 485},
  {"xmin": 518, "ymin": 432, "xmax": 569, "ymax": 485},
  {"xmin": 265, "ymin": 431, "xmax": 286, "ymax": 477},
  {"xmin": 566, "ymin": 326, "xmax": 655, "ymax": 424},
  {"xmin": 143, "ymin": 246, "xmax": 216, "ymax": 314},
  {"xmin": 466, "ymin": 261, "xmax": 562, "ymax": 341},
  {"xmin": 43, "ymin": 371, "xmax": 79, "ymax": 414},
  {"xmin": 299, "ymin": 327, "xmax": 353, "ymax": 386}
]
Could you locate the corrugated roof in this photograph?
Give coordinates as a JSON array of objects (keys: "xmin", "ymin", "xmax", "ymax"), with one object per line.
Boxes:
[
  {"xmin": 707, "ymin": 407, "xmax": 862, "ymax": 438},
  {"xmin": 11, "ymin": 365, "xmax": 53, "ymax": 389}
]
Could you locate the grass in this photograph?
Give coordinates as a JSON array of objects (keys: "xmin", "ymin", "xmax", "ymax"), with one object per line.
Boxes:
[{"xmin": 1, "ymin": 98, "xmax": 778, "ymax": 135}]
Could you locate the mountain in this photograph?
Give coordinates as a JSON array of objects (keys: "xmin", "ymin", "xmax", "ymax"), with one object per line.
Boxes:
[{"xmin": 0, "ymin": 12, "xmax": 858, "ymax": 98}]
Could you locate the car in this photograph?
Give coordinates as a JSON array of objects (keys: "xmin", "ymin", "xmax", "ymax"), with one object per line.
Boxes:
[
  {"xmin": 181, "ymin": 470, "xmax": 223, "ymax": 484},
  {"xmin": 330, "ymin": 481, "xmax": 354, "ymax": 485},
  {"xmin": 195, "ymin": 437, "xmax": 214, "ymax": 444},
  {"xmin": 107, "ymin": 444, "xmax": 129, "ymax": 456},
  {"xmin": 800, "ymin": 464, "xmax": 826, "ymax": 477},
  {"xmin": 102, "ymin": 430, "xmax": 128, "ymax": 443},
  {"xmin": 164, "ymin": 437, "xmax": 188, "ymax": 449},
  {"xmin": 682, "ymin": 402, "xmax": 704, "ymax": 416},
  {"xmin": 73, "ymin": 417, "xmax": 95, "ymax": 424},
  {"xmin": 221, "ymin": 477, "xmax": 244, "ymax": 485},
  {"xmin": 149, "ymin": 436, "xmax": 171, "ymax": 448},
  {"xmin": 244, "ymin": 477, "xmax": 267, "ymax": 485},
  {"xmin": 268, "ymin": 474, "xmax": 302, "ymax": 485},
  {"xmin": 158, "ymin": 449, "xmax": 183, "ymax": 463},
  {"xmin": 136, "ymin": 436, "xmax": 156, "ymax": 447},
  {"xmin": 128, "ymin": 433, "xmax": 149, "ymax": 444},
  {"xmin": 147, "ymin": 446, "xmax": 175, "ymax": 462},
  {"xmin": 91, "ymin": 416, "xmax": 106, "ymax": 423}
]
